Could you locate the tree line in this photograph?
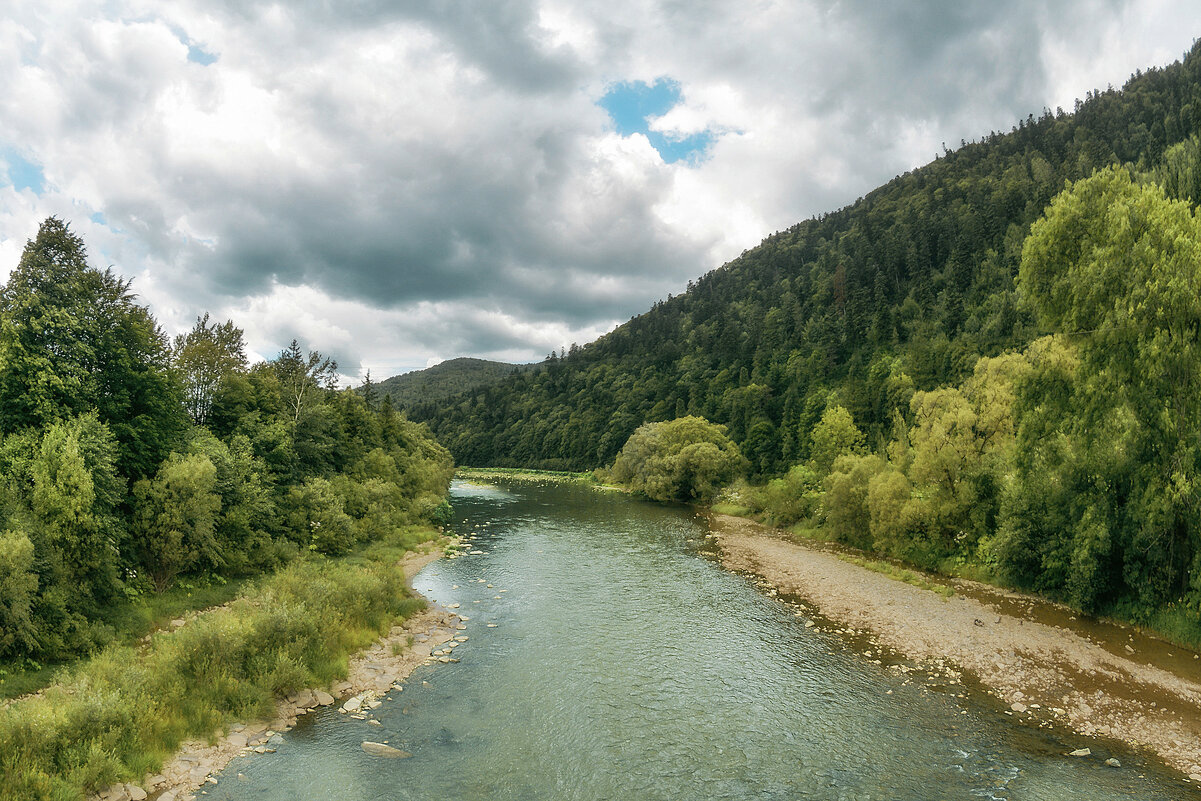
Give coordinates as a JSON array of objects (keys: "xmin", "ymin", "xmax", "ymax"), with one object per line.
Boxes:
[{"xmin": 0, "ymin": 219, "xmax": 453, "ymax": 665}]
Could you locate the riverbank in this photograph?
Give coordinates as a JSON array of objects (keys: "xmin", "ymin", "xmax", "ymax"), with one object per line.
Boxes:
[
  {"xmin": 455, "ymin": 466, "xmax": 597, "ymax": 483},
  {"xmin": 709, "ymin": 513, "xmax": 1201, "ymax": 783},
  {"xmin": 108, "ymin": 549, "xmax": 463, "ymax": 801},
  {"xmin": 0, "ymin": 528, "xmax": 451, "ymax": 801}
]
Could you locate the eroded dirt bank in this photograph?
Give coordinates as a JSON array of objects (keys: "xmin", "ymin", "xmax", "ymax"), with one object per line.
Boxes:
[{"xmin": 709, "ymin": 513, "xmax": 1201, "ymax": 783}]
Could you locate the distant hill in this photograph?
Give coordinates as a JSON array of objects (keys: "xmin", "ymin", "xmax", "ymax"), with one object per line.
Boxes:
[{"xmin": 379, "ymin": 357, "xmax": 539, "ymax": 408}]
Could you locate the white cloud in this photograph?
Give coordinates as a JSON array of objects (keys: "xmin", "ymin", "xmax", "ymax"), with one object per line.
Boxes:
[{"xmin": 1, "ymin": 0, "xmax": 1200, "ymax": 381}]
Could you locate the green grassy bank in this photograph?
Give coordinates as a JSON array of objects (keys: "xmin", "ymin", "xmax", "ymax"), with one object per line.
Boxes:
[
  {"xmin": 456, "ymin": 466, "xmax": 597, "ymax": 484},
  {"xmin": 0, "ymin": 526, "xmax": 438, "ymax": 801}
]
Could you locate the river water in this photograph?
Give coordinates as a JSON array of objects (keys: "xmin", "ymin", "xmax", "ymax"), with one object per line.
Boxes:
[{"xmin": 207, "ymin": 479, "xmax": 1196, "ymax": 800}]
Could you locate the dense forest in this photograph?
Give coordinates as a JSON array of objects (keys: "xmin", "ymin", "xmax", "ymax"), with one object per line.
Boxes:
[
  {"xmin": 411, "ymin": 44, "xmax": 1201, "ymax": 633},
  {"xmin": 0, "ymin": 220, "xmax": 453, "ymax": 667},
  {"xmin": 378, "ymin": 357, "xmax": 539, "ymax": 410}
]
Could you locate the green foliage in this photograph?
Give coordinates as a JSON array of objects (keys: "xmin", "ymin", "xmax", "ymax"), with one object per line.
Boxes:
[
  {"xmin": 0, "ymin": 221, "xmax": 455, "ymax": 668},
  {"xmin": 0, "ymin": 531, "xmax": 38, "ymax": 659},
  {"xmin": 132, "ymin": 454, "xmax": 222, "ymax": 592},
  {"xmin": 173, "ymin": 314, "xmax": 248, "ymax": 425},
  {"xmin": 758, "ymin": 464, "xmax": 823, "ymax": 527},
  {"xmin": 378, "ymin": 357, "xmax": 539, "ymax": 409},
  {"xmin": 285, "ymin": 478, "xmax": 356, "ymax": 556},
  {"xmin": 0, "ymin": 539, "xmax": 433, "ymax": 801},
  {"xmin": 610, "ymin": 416, "xmax": 747, "ymax": 502},
  {"xmin": 822, "ymin": 454, "xmax": 887, "ymax": 550},
  {"xmin": 31, "ymin": 414, "xmax": 122, "ymax": 608},
  {"xmin": 810, "ymin": 405, "xmax": 865, "ymax": 473},
  {"xmin": 0, "ymin": 218, "xmax": 184, "ymax": 480},
  {"xmin": 996, "ymin": 167, "xmax": 1201, "ymax": 614}
]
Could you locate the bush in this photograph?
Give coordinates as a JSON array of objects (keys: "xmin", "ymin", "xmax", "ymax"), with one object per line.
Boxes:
[
  {"xmin": 758, "ymin": 465, "xmax": 823, "ymax": 528},
  {"xmin": 610, "ymin": 416, "xmax": 748, "ymax": 502}
]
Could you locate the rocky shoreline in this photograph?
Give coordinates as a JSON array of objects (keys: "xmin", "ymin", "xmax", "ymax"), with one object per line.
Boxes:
[
  {"xmin": 709, "ymin": 513, "xmax": 1201, "ymax": 784},
  {"xmin": 91, "ymin": 548, "xmax": 459, "ymax": 801}
]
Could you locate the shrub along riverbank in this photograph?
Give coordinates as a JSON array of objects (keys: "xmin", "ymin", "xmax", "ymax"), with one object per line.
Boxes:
[{"xmin": 0, "ymin": 525, "xmax": 438, "ymax": 801}]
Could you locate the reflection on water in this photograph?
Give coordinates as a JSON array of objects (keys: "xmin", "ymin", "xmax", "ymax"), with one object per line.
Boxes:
[{"xmin": 208, "ymin": 479, "xmax": 1195, "ymax": 800}]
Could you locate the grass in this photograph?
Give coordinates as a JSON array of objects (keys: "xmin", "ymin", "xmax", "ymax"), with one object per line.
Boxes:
[
  {"xmin": 456, "ymin": 466, "xmax": 596, "ymax": 483},
  {"xmin": 835, "ymin": 554, "xmax": 955, "ymax": 598},
  {"xmin": 0, "ymin": 525, "xmax": 439, "ymax": 801},
  {"xmin": 0, "ymin": 579, "xmax": 251, "ymax": 702}
]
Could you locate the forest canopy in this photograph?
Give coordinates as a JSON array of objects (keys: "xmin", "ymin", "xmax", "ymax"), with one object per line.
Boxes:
[{"xmin": 0, "ymin": 219, "xmax": 453, "ymax": 665}]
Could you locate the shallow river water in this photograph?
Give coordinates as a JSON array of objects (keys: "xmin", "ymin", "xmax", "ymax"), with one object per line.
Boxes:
[{"xmin": 208, "ymin": 479, "xmax": 1197, "ymax": 800}]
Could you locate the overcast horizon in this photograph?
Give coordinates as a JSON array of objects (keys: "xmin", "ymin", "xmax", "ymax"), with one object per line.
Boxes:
[{"xmin": 2, "ymin": 1, "xmax": 1199, "ymax": 381}]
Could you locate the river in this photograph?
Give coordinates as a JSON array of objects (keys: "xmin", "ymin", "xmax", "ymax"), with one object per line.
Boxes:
[{"xmin": 205, "ymin": 478, "xmax": 1196, "ymax": 800}]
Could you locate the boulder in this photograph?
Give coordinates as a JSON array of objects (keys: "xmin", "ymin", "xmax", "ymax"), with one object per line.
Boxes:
[
  {"xmin": 1068, "ymin": 748, "xmax": 1091, "ymax": 757},
  {"xmin": 314, "ymin": 690, "xmax": 336, "ymax": 706},
  {"xmin": 361, "ymin": 741, "xmax": 412, "ymax": 758}
]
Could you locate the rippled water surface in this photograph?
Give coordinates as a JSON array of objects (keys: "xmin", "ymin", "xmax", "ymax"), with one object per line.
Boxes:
[{"xmin": 210, "ymin": 479, "xmax": 1196, "ymax": 800}]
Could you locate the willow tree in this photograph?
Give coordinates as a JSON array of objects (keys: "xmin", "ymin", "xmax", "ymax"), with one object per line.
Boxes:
[
  {"xmin": 610, "ymin": 416, "xmax": 746, "ymax": 502},
  {"xmin": 997, "ymin": 167, "xmax": 1201, "ymax": 612}
]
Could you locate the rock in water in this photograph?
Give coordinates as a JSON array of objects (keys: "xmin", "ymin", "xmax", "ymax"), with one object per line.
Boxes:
[
  {"xmin": 1068, "ymin": 748, "xmax": 1091, "ymax": 757},
  {"xmin": 1105, "ymin": 758, "xmax": 1121, "ymax": 767},
  {"xmin": 361, "ymin": 741, "xmax": 412, "ymax": 758}
]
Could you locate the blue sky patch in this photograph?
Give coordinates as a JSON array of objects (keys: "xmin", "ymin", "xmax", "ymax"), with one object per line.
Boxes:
[
  {"xmin": 1, "ymin": 147, "xmax": 45, "ymax": 194},
  {"xmin": 187, "ymin": 43, "xmax": 217, "ymax": 65},
  {"xmin": 599, "ymin": 78, "xmax": 714, "ymax": 165}
]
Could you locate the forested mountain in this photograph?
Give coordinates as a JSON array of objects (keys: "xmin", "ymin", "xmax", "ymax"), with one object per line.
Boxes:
[
  {"xmin": 378, "ymin": 357, "xmax": 539, "ymax": 409},
  {"xmin": 411, "ymin": 42, "xmax": 1201, "ymax": 477}
]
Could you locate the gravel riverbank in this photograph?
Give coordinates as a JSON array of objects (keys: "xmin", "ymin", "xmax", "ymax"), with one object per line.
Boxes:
[{"xmin": 709, "ymin": 513, "xmax": 1201, "ymax": 784}]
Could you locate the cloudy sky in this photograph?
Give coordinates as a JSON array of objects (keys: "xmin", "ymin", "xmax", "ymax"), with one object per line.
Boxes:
[{"xmin": 1, "ymin": 1, "xmax": 1198, "ymax": 380}]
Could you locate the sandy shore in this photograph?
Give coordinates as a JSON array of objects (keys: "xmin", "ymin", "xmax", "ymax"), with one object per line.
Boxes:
[
  {"xmin": 709, "ymin": 513, "xmax": 1201, "ymax": 783},
  {"xmin": 92, "ymin": 547, "xmax": 461, "ymax": 801}
]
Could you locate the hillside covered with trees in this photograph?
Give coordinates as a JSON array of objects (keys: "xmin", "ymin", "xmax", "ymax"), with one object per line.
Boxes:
[
  {"xmin": 0, "ymin": 220, "xmax": 453, "ymax": 668},
  {"xmin": 413, "ymin": 43, "xmax": 1201, "ymax": 476},
  {"xmin": 378, "ymin": 357, "xmax": 539, "ymax": 410},
  {"xmin": 412, "ymin": 44, "xmax": 1201, "ymax": 635}
]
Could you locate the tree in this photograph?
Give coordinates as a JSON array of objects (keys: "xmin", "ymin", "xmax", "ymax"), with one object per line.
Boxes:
[
  {"xmin": 0, "ymin": 530, "xmax": 39, "ymax": 658},
  {"xmin": 283, "ymin": 477, "xmax": 355, "ymax": 555},
  {"xmin": 822, "ymin": 453, "xmax": 886, "ymax": 550},
  {"xmin": 810, "ymin": 405, "xmax": 864, "ymax": 473},
  {"xmin": 610, "ymin": 416, "xmax": 747, "ymax": 502},
  {"xmin": 30, "ymin": 414, "xmax": 122, "ymax": 607},
  {"xmin": 0, "ymin": 218, "xmax": 183, "ymax": 479},
  {"xmin": 173, "ymin": 313, "xmax": 247, "ymax": 425},
  {"xmin": 1000, "ymin": 166, "xmax": 1201, "ymax": 610},
  {"xmin": 272, "ymin": 340, "xmax": 338, "ymax": 427},
  {"xmin": 132, "ymin": 453, "xmax": 222, "ymax": 591}
]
